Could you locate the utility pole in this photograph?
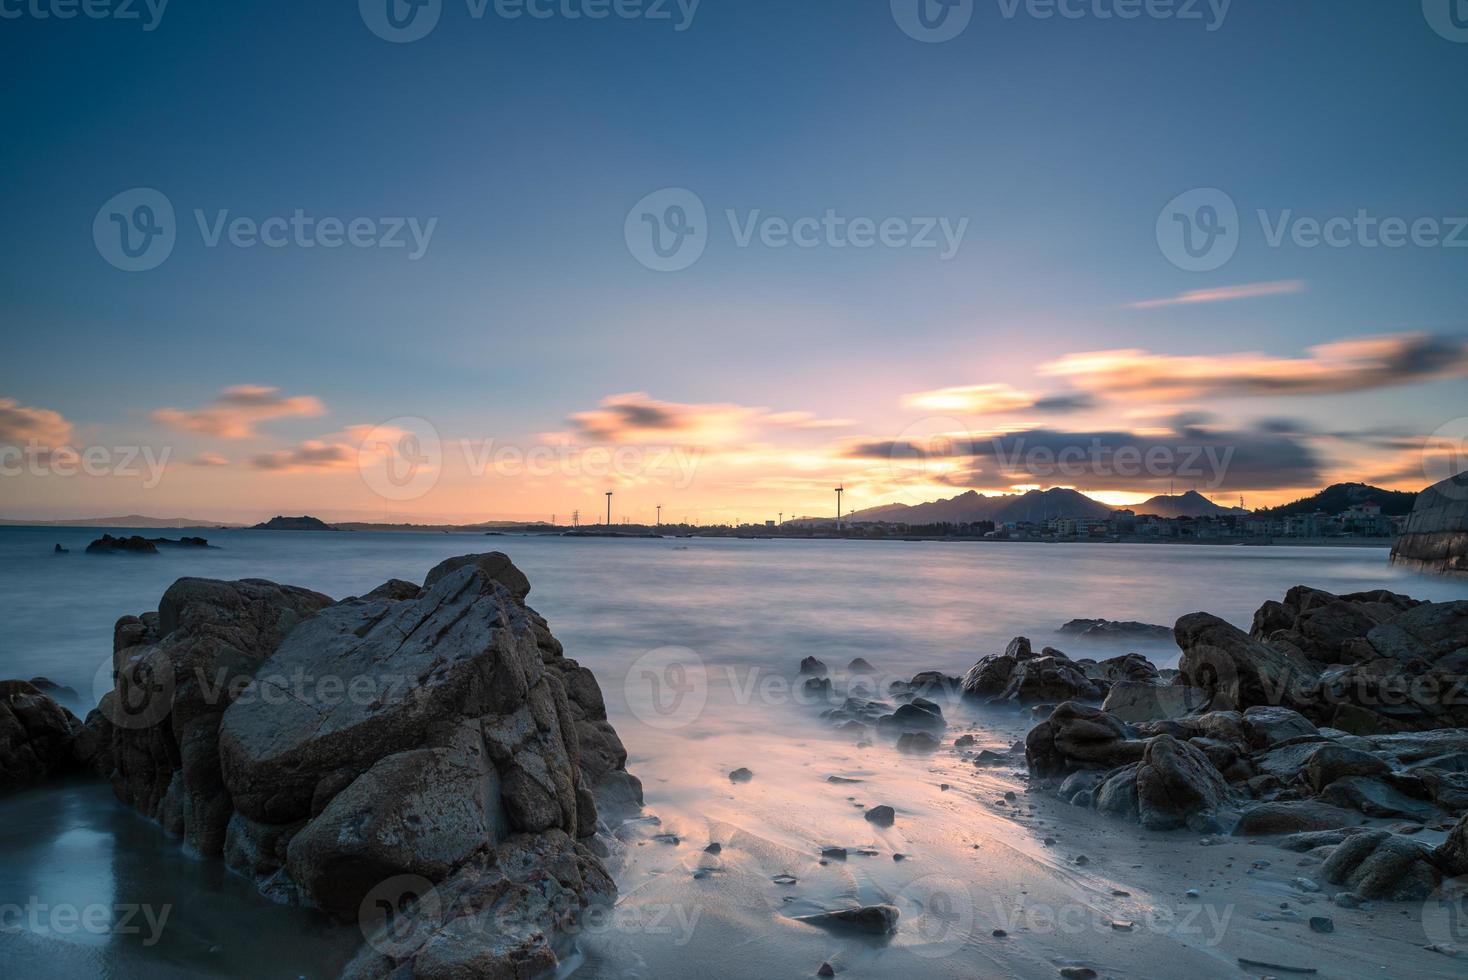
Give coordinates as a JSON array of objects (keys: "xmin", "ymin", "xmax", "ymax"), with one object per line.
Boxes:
[
  {"xmin": 605, "ymin": 491, "xmax": 613, "ymax": 526},
  {"xmin": 656, "ymin": 504, "xmax": 662, "ymax": 526}
]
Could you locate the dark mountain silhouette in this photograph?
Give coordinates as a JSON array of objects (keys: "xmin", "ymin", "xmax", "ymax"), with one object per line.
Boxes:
[
  {"xmin": 1256, "ymin": 483, "xmax": 1418, "ymax": 518},
  {"xmin": 848, "ymin": 487, "xmax": 1114, "ymax": 525},
  {"xmin": 1130, "ymin": 490, "xmax": 1248, "ymax": 519}
]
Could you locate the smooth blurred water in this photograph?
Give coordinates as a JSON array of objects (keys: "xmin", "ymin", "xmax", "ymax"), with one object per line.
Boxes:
[{"xmin": 2, "ymin": 525, "xmax": 1466, "ymax": 976}]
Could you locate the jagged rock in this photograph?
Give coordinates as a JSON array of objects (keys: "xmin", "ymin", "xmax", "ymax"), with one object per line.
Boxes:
[
  {"xmin": 0, "ymin": 683, "xmax": 86, "ymax": 793},
  {"xmin": 1058, "ymin": 620, "xmax": 1173, "ymax": 644},
  {"xmin": 93, "ymin": 553, "xmax": 634, "ymax": 976},
  {"xmin": 877, "ymin": 699, "xmax": 945, "ymax": 735},
  {"xmin": 864, "ymin": 805, "xmax": 896, "ymax": 827},
  {"xmin": 1321, "ymin": 830, "xmax": 1441, "ymax": 899},
  {"xmin": 85, "ymin": 534, "xmax": 158, "ymax": 554},
  {"xmin": 1432, "ymin": 813, "xmax": 1468, "ymax": 876},
  {"xmin": 1095, "ymin": 653, "xmax": 1162, "ymax": 684},
  {"xmin": 1174, "ymin": 613, "xmax": 1318, "ymax": 712},
  {"xmin": 1124, "ymin": 735, "xmax": 1233, "ymax": 831},
  {"xmin": 896, "ymin": 732, "xmax": 940, "ymax": 754},
  {"xmin": 1232, "ymin": 801, "xmax": 1358, "ymax": 835},
  {"xmin": 799, "ymin": 657, "xmax": 827, "ymax": 677},
  {"xmin": 1317, "ymin": 777, "xmax": 1439, "ymax": 822},
  {"xmin": 999, "ymin": 655, "xmax": 1104, "ymax": 704}
]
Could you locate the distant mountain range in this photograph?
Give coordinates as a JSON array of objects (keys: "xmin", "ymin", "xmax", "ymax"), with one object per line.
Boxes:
[
  {"xmin": 1256, "ymin": 483, "xmax": 1418, "ymax": 518},
  {"xmin": 847, "ymin": 487, "xmax": 1115, "ymax": 525},
  {"xmin": 0, "ymin": 514, "xmax": 242, "ymax": 528},
  {"xmin": 1128, "ymin": 490, "xmax": 1249, "ymax": 519}
]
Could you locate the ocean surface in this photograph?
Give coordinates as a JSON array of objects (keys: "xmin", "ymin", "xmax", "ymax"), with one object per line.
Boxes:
[{"xmin": 2, "ymin": 526, "xmax": 1466, "ymax": 977}]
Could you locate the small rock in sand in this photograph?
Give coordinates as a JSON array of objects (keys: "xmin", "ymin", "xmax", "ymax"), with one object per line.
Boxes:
[
  {"xmin": 865, "ymin": 805, "xmax": 896, "ymax": 827},
  {"xmin": 1073, "ymin": 855, "xmax": 1089, "ymax": 866},
  {"xmin": 992, "ymin": 928, "xmax": 1007, "ymax": 937},
  {"xmin": 730, "ymin": 768, "xmax": 754, "ymax": 783},
  {"xmin": 822, "ymin": 847, "xmax": 848, "ymax": 860},
  {"xmin": 827, "ymin": 775, "xmax": 862, "ymax": 784},
  {"xmin": 955, "ymin": 735, "xmax": 976, "ymax": 748},
  {"xmin": 1332, "ymin": 892, "xmax": 1362, "ymax": 909},
  {"xmin": 1309, "ymin": 916, "xmax": 1335, "ymax": 933},
  {"xmin": 704, "ymin": 843, "xmax": 722, "ymax": 854},
  {"xmin": 794, "ymin": 904, "xmax": 898, "ymax": 936},
  {"xmin": 1185, "ymin": 889, "xmax": 1200, "ymax": 898},
  {"xmin": 1059, "ymin": 969, "xmax": 1097, "ymax": 980},
  {"xmin": 773, "ymin": 874, "xmax": 798, "ymax": 885},
  {"xmin": 1293, "ymin": 876, "xmax": 1321, "ymax": 893},
  {"xmin": 817, "ymin": 964, "xmax": 835, "ymax": 978}
]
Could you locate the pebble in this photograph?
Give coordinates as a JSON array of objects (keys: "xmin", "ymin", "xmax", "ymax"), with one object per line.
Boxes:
[
  {"xmin": 817, "ymin": 964, "xmax": 835, "ymax": 978},
  {"xmin": 704, "ymin": 843, "xmax": 722, "ymax": 854},
  {"xmin": 1252, "ymin": 860, "xmax": 1271, "ymax": 869},
  {"xmin": 1110, "ymin": 889, "xmax": 1131, "ymax": 897},
  {"xmin": 1004, "ymin": 791, "xmax": 1017, "ymax": 801},
  {"xmin": 940, "ymin": 783, "xmax": 950, "ymax": 791},
  {"xmin": 893, "ymin": 853, "xmax": 906, "ymax": 861},
  {"xmin": 1043, "ymin": 837, "xmax": 1056, "ymax": 846},
  {"xmin": 992, "ymin": 928, "xmax": 1007, "ymax": 937},
  {"xmin": 1332, "ymin": 892, "xmax": 1362, "ymax": 909},
  {"xmin": 822, "ymin": 847, "xmax": 847, "ymax": 860},
  {"xmin": 1110, "ymin": 920, "xmax": 1134, "ymax": 932},
  {"xmin": 1059, "ymin": 969, "xmax": 1097, "ymax": 980},
  {"xmin": 1292, "ymin": 877, "xmax": 1321, "ymax": 893},
  {"xmin": 772, "ymin": 874, "xmax": 798, "ymax": 885},
  {"xmin": 729, "ymin": 768, "xmax": 754, "ymax": 783},
  {"xmin": 1185, "ymin": 889, "xmax": 1200, "ymax": 899},
  {"xmin": 1309, "ymin": 916, "xmax": 1334, "ymax": 934},
  {"xmin": 1073, "ymin": 855, "xmax": 1089, "ymax": 866},
  {"xmin": 864, "ymin": 805, "xmax": 896, "ymax": 827}
]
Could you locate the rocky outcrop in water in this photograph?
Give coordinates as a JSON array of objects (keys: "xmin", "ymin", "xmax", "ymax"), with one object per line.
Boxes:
[
  {"xmin": 1390, "ymin": 469, "xmax": 1468, "ymax": 577},
  {"xmin": 86, "ymin": 552, "xmax": 639, "ymax": 978},
  {"xmin": 0, "ymin": 680, "xmax": 92, "ymax": 793}
]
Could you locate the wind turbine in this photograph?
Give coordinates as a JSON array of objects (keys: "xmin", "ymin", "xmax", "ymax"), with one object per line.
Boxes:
[
  {"xmin": 835, "ymin": 485, "xmax": 844, "ymax": 531},
  {"xmin": 605, "ymin": 491, "xmax": 613, "ymax": 526}
]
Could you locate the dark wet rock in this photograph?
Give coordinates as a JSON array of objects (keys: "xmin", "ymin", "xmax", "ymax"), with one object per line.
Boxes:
[
  {"xmin": 804, "ymin": 676, "xmax": 833, "ymax": 698},
  {"xmin": 1097, "ymin": 734, "xmax": 1233, "ymax": 831},
  {"xmin": 793, "ymin": 904, "xmax": 898, "ymax": 935},
  {"xmin": 1308, "ymin": 915, "xmax": 1334, "ymax": 933},
  {"xmin": 864, "ymin": 805, "xmax": 896, "ymax": 827},
  {"xmin": 1026, "ymin": 702, "xmax": 1146, "ymax": 780},
  {"xmin": 1101, "ymin": 680, "xmax": 1206, "ymax": 723},
  {"xmin": 85, "ymin": 533, "xmax": 159, "ymax": 554},
  {"xmin": 896, "ymin": 732, "xmax": 940, "ymax": 754},
  {"xmin": 1321, "ymin": 830, "xmax": 1441, "ymax": 899},
  {"xmin": 847, "ymin": 658, "xmax": 876, "ymax": 673},
  {"xmin": 1318, "ymin": 777, "xmax": 1439, "ymax": 821},
  {"xmin": 0, "ymin": 683, "xmax": 87, "ymax": 793},
  {"xmin": 1241, "ymin": 706, "xmax": 1320, "ymax": 748},
  {"xmin": 821, "ymin": 846, "xmax": 847, "ymax": 860},
  {"xmin": 1175, "ymin": 612, "xmax": 1319, "ymax": 713},
  {"xmin": 1301, "ymin": 744, "xmax": 1391, "ymax": 792},
  {"xmin": 1232, "ymin": 801, "xmax": 1358, "ymax": 836},
  {"xmin": 800, "ymin": 657, "xmax": 827, "ymax": 677},
  {"xmin": 817, "ymin": 964, "xmax": 835, "ymax": 977},
  {"xmin": 998, "ymin": 654, "xmax": 1104, "ymax": 705},
  {"xmin": 1431, "ymin": 813, "xmax": 1468, "ymax": 875},
  {"xmin": 1095, "ymin": 653, "xmax": 1162, "ymax": 684},
  {"xmin": 878, "ymin": 699, "xmax": 945, "ymax": 737},
  {"xmin": 1058, "ymin": 968, "xmax": 1098, "ymax": 980},
  {"xmin": 1275, "ymin": 828, "xmax": 1367, "ymax": 852},
  {"xmin": 729, "ymin": 768, "xmax": 754, "ymax": 783},
  {"xmin": 1059, "ymin": 619, "xmax": 1173, "ymax": 645}
]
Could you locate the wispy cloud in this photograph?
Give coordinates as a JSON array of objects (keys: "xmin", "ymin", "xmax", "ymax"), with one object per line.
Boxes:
[
  {"xmin": 1126, "ymin": 279, "xmax": 1306, "ymax": 310},
  {"xmin": 0, "ymin": 397, "xmax": 73, "ymax": 448},
  {"xmin": 1040, "ymin": 332, "xmax": 1468, "ymax": 401},
  {"xmin": 902, "ymin": 383, "xmax": 1093, "ymax": 415},
  {"xmin": 568, "ymin": 392, "xmax": 852, "ymax": 445},
  {"xmin": 249, "ymin": 440, "xmax": 355, "ymax": 472},
  {"xmin": 190, "ymin": 452, "xmax": 230, "ymax": 467},
  {"xmin": 154, "ymin": 385, "xmax": 326, "ymax": 439}
]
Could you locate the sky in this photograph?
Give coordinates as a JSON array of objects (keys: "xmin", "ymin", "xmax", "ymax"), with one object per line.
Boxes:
[{"xmin": 1, "ymin": 0, "xmax": 1467, "ymax": 524}]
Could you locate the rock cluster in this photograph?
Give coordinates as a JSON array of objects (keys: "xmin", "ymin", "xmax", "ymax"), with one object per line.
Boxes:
[
  {"xmin": 76, "ymin": 552, "xmax": 639, "ymax": 978},
  {"xmin": 0, "ymin": 680, "xmax": 94, "ymax": 793}
]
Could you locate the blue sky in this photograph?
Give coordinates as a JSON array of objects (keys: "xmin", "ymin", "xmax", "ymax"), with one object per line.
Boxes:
[{"xmin": 2, "ymin": 1, "xmax": 1466, "ymax": 522}]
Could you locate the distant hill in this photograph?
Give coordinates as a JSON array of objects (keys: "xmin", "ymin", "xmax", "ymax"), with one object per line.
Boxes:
[
  {"xmin": 1130, "ymin": 490, "xmax": 1248, "ymax": 519},
  {"xmin": 1257, "ymin": 483, "xmax": 1418, "ymax": 518},
  {"xmin": 0, "ymin": 514, "xmax": 241, "ymax": 528},
  {"xmin": 251, "ymin": 515, "xmax": 337, "ymax": 531},
  {"xmin": 848, "ymin": 487, "xmax": 1114, "ymax": 525}
]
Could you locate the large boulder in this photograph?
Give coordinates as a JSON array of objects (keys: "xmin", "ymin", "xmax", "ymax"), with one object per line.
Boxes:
[
  {"xmin": 1025, "ymin": 702, "xmax": 1146, "ymax": 780},
  {"xmin": 1094, "ymin": 734, "xmax": 1233, "ymax": 831},
  {"xmin": 95, "ymin": 553, "xmax": 635, "ymax": 977},
  {"xmin": 1174, "ymin": 613, "xmax": 1318, "ymax": 713}
]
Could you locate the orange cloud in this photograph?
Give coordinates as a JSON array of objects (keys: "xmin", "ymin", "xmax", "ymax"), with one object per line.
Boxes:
[
  {"xmin": 1040, "ymin": 332, "xmax": 1468, "ymax": 401},
  {"xmin": 1126, "ymin": 279, "xmax": 1306, "ymax": 309},
  {"xmin": 190, "ymin": 452, "xmax": 230, "ymax": 467},
  {"xmin": 0, "ymin": 397, "xmax": 73, "ymax": 448},
  {"xmin": 249, "ymin": 440, "xmax": 355, "ymax": 472},
  {"xmin": 154, "ymin": 384, "xmax": 326, "ymax": 439}
]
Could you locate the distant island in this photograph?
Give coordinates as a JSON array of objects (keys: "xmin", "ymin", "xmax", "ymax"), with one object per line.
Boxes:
[
  {"xmin": 1, "ymin": 514, "xmax": 243, "ymax": 528},
  {"xmin": 250, "ymin": 515, "xmax": 337, "ymax": 531}
]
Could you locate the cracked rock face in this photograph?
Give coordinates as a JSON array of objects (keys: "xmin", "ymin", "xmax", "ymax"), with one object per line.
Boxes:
[{"xmin": 92, "ymin": 553, "xmax": 638, "ymax": 977}]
